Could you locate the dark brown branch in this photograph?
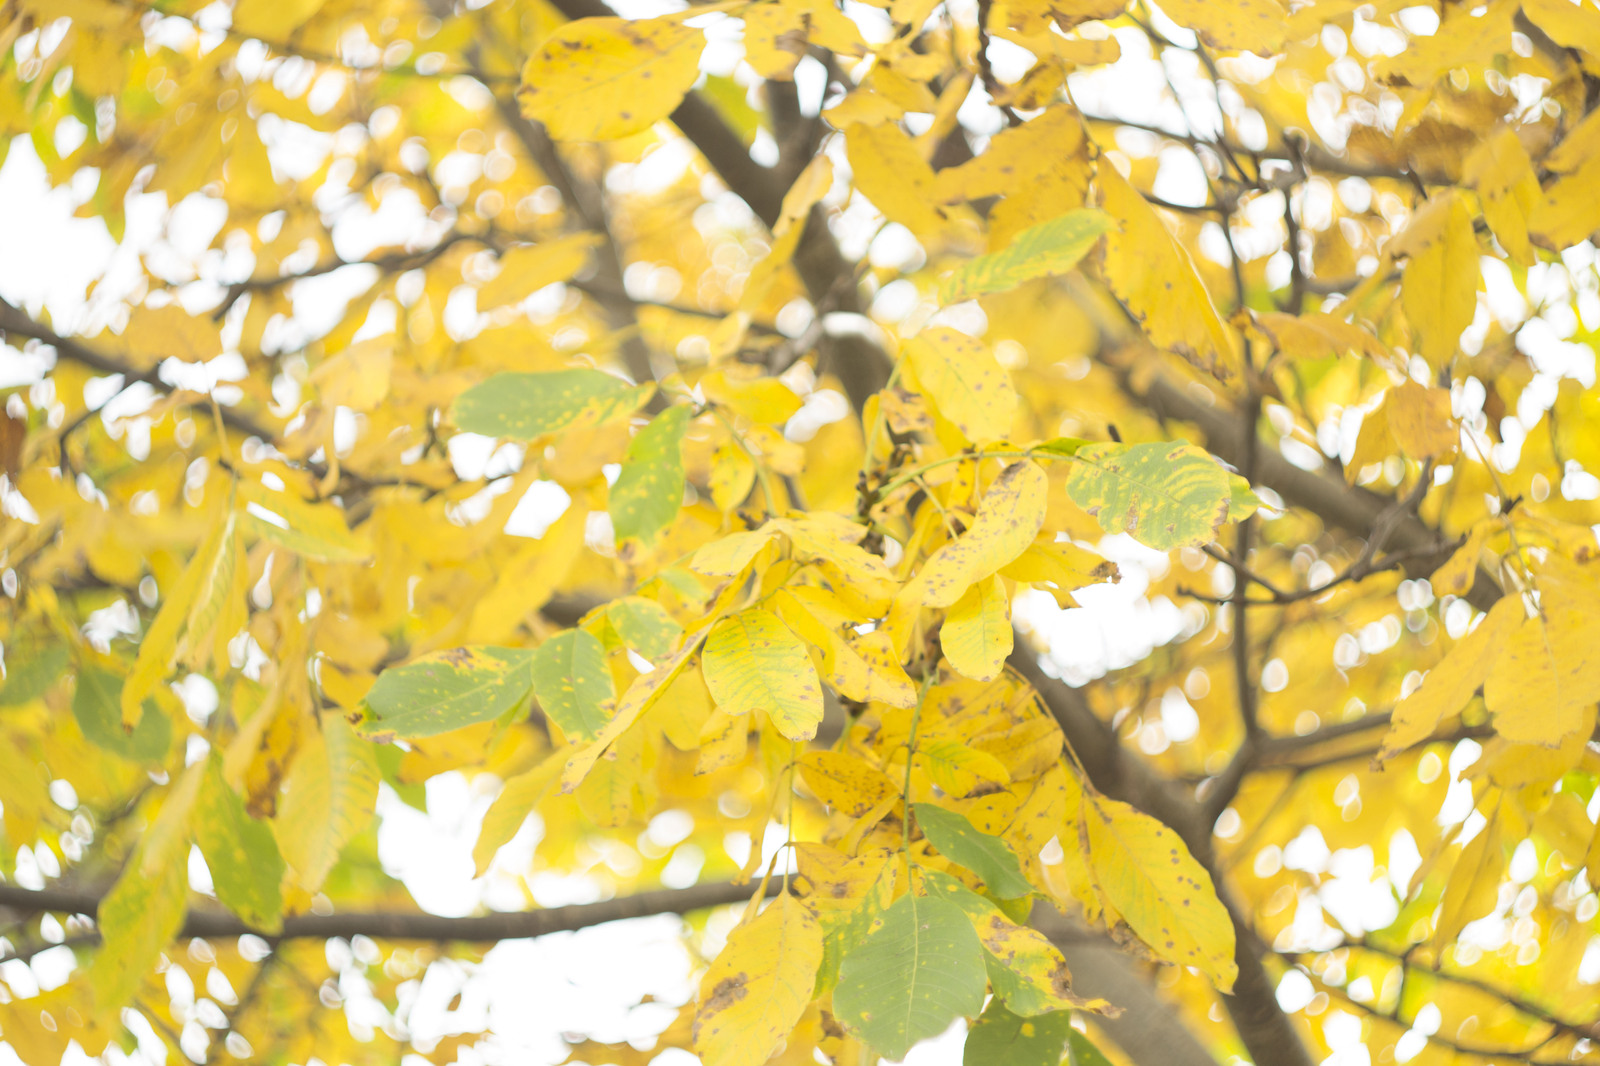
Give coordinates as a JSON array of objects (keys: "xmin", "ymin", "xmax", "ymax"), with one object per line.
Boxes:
[{"xmin": 0, "ymin": 880, "xmax": 773, "ymax": 945}]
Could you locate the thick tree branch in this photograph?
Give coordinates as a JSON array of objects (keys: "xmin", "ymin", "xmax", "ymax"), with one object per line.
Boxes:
[{"xmin": 0, "ymin": 880, "xmax": 772, "ymax": 945}]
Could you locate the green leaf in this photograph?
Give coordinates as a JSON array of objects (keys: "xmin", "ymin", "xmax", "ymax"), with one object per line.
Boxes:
[
  {"xmin": 451, "ymin": 369, "xmax": 644, "ymax": 440},
  {"xmin": 940, "ymin": 209, "xmax": 1112, "ymax": 304},
  {"xmin": 1065, "ymin": 441, "xmax": 1231, "ymax": 551},
  {"xmin": 359, "ymin": 647, "xmax": 535, "ymax": 740},
  {"xmin": 1067, "ymin": 1029, "xmax": 1117, "ymax": 1066},
  {"xmin": 607, "ymin": 596, "xmax": 683, "ymax": 660},
  {"xmin": 915, "ymin": 803, "xmax": 1033, "ymax": 898},
  {"xmin": 833, "ymin": 892, "xmax": 988, "ymax": 1059},
  {"xmin": 609, "ymin": 405, "xmax": 691, "ymax": 545},
  {"xmin": 195, "ymin": 757, "xmax": 285, "ymax": 933},
  {"xmin": 1034, "ymin": 437, "xmax": 1089, "ymax": 457},
  {"xmin": 531, "ymin": 629, "xmax": 615, "ymax": 743},
  {"xmin": 962, "ymin": 1000, "xmax": 1074, "ymax": 1066},
  {"xmin": 0, "ymin": 644, "xmax": 68, "ymax": 707},
  {"xmin": 72, "ymin": 664, "xmax": 171, "ymax": 763}
]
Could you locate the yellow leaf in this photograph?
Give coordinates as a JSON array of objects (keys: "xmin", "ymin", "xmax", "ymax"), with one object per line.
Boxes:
[
  {"xmin": 691, "ymin": 527, "xmax": 781, "ymax": 576},
  {"xmin": 742, "ymin": 1, "xmax": 809, "ymax": 80},
  {"xmin": 1529, "ymin": 153, "xmax": 1600, "ymax": 250},
  {"xmin": 1156, "ymin": 0, "xmax": 1286, "ymax": 54},
  {"xmin": 1483, "ymin": 606, "xmax": 1600, "ymax": 746},
  {"xmin": 275, "ymin": 714, "xmax": 380, "ymax": 894},
  {"xmin": 1373, "ymin": 0, "xmax": 1515, "ymax": 88},
  {"xmin": 1375, "ymin": 595, "xmax": 1523, "ymax": 763},
  {"xmin": 1250, "ymin": 310, "xmax": 1388, "ymax": 363},
  {"xmin": 932, "ymin": 105, "xmax": 1085, "ymax": 204},
  {"xmin": 1463, "ymin": 128, "xmax": 1539, "ymax": 265},
  {"xmin": 709, "ymin": 440, "xmax": 759, "ymax": 511},
  {"xmin": 562, "ymin": 629, "xmax": 708, "ymax": 791},
  {"xmin": 702, "ymin": 369, "xmax": 804, "ymax": 423},
  {"xmin": 478, "ymin": 233, "xmax": 603, "ymax": 309},
  {"xmin": 310, "ymin": 337, "xmax": 393, "ymax": 411},
  {"xmin": 1386, "ymin": 381, "xmax": 1458, "ymax": 458},
  {"xmin": 772, "ymin": 589, "xmax": 916, "ymax": 707},
  {"xmin": 123, "ymin": 504, "xmax": 237, "ymax": 727},
  {"xmin": 693, "ymin": 891, "xmax": 824, "ymax": 1066},
  {"xmin": 467, "ymin": 504, "xmax": 588, "ymax": 643},
  {"xmin": 473, "ymin": 749, "xmax": 566, "ymax": 876},
  {"xmin": 1430, "ymin": 523, "xmax": 1492, "ymax": 599},
  {"xmin": 999, "ymin": 536, "xmax": 1119, "ymax": 608},
  {"xmin": 844, "ymin": 121, "xmax": 965, "ymax": 242},
  {"xmin": 114, "ymin": 303, "xmax": 222, "ymax": 368},
  {"xmin": 941, "ymin": 575, "xmax": 1012, "ymax": 682},
  {"xmin": 703, "ymin": 608, "xmax": 823, "ymax": 740},
  {"xmin": 1430, "ymin": 797, "xmax": 1511, "ymax": 953},
  {"xmin": 1520, "ymin": 0, "xmax": 1600, "ymax": 65},
  {"xmin": 1395, "ymin": 190, "xmax": 1479, "ymax": 369},
  {"xmin": 903, "ymin": 460, "xmax": 1048, "ymax": 608},
  {"xmin": 902, "ymin": 327, "xmax": 1017, "ymax": 443},
  {"xmin": 232, "ymin": 0, "xmax": 328, "ymax": 38},
  {"xmin": 798, "ymin": 751, "xmax": 900, "ymax": 816},
  {"xmin": 1083, "ymin": 793, "xmax": 1237, "ymax": 991},
  {"xmin": 519, "ymin": 17, "xmax": 706, "ymax": 142},
  {"xmin": 1100, "ymin": 161, "xmax": 1240, "ymax": 384}
]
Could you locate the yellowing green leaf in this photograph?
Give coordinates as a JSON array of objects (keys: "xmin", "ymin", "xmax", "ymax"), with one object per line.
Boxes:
[
  {"xmin": 519, "ymin": 17, "xmax": 706, "ymax": 141},
  {"xmin": 609, "ymin": 405, "xmax": 691, "ymax": 546},
  {"xmin": 833, "ymin": 891, "xmax": 988, "ymax": 1060},
  {"xmin": 607, "ymin": 597, "xmax": 684, "ymax": 660},
  {"xmin": 693, "ymin": 891, "xmax": 823, "ymax": 1066},
  {"xmin": 452, "ymin": 369, "xmax": 643, "ymax": 440},
  {"xmin": 963, "ymin": 999, "xmax": 1075, "ymax": 1066},
  {"xmin": 478, "ymin": 233, "xmax": 603, "ymax": 309},
  {"xmin": 275, "ymin": 715, "xmax": 380, "ymax": 894},
  {"xmin": 92, "ymin": 762, "xmax": 202, "ymax": 1011},
  {"xmin": 905, "ymin": 460, "xmax": 1048, "ymax": 608},
  {"xmin": 1100, "ymin": 161, "xmax": 1240, "ymax": 384},
  {"xmin": 918, "ymin": 735, "xmax": 1012, "ymax": 797},
  {"xmin": 939, "ymin": 209, "xmax": 1111, "ymax": 304},
  {"xmin": 237, "ymin": 478, "xmax": 372, "ymax": 562},
  {"xmin": 195, "ymin": 756, "xmax": 285, "ymax": 933},
  {"xmin": 562, "ymin": 629, "xmax": 707, "ymax": 791},
  {"xmin": 903, "ymin": 327, "xmax": 1018, "ymax": 443},
  {"xmin": 702, "ymin": 608, "xmax": 822, "ymax": 740},
  {"xmin": 359, "ymin": 647, "xmax": 535, "ymax": 741},
  {"xmin": 1396, "ymin": 190, "xmax": 1479, "ymax": 369},
  {"xmin": 1066, "ymin": 441, "xmax": 1230, "ymax": 550},
  {"xmin": 531, "ymin": 629, "xmax": 616, "ymax": 743},
  {"xmin": 941, "ymin": 575, "xmax": 1012, "ymax": 682},
  {"xmin": 1083, "ymin": 793, "xmax": 1237, "ymax": 991}
]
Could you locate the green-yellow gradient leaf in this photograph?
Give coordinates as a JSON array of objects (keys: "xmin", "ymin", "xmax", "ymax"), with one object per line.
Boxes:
[
  {"xmin": 692, "ymin": 891, "xmax": 824, "ymax": 1066},
  {"xmin": 92, "ymin": 762, "xmax": 202, "ymax": 1011},
  {"xmin": 702, "ymin": 608, "xmax": 823, "ymax": 741},
  {"xmin": 940, "ymin": 209, "xmax": 1111, "ymax": 304},
  {"xmin": 609, "ymin": 405, "xmax": 692, "ymax": 545},
  {"xmin": 940, "ymin": 574, "xmax": 1012, "ymax": 682},
  {"xmin": 0, "ymin": 644, "xmax": 67, "ymax": 707},
  {"xmin": 451, "ymin": 369, "xmax": 642, "ymax": 440},
  {"xmin": 359, "ymin": 646, "xmax": 535, "ymax": 741},
  {"xmin": 1065, "ymin": 441, "xmax": 1231, "ymax": 551},
  {"xmin": 236, "ymin": 479, "xmax": 372, "ymax": 562},
  {"xmin": 1084, "ymin": 793, "xmax": 1238, "ymax": 991},
  {"xmin": 275, "ymin": 715, "xmax": 380, "ymax": 894},
  {"xmin": 915, "ymin": 804, "xmax": 1033, "ymax": 898},
  {"xmin": 607, "ymin": 596, "xmax": 684, "ymax": 660},
  {"xmin": 195, "ymin": 756, "xmax": 285, "ymax": 933},
  {"xmin": 531, "ymin": 628, "xmax": 616, "ymax": 743},
  {"xmin": 962, "ymin": 999, "xmax": 1075, "ymax": 1066},
  {"xmin": 833, "ymin": 892, "xmax": 988, "ymax": 1060},
  {"xmin": 73, "ymin": 664, "xmax": 171, "ymax": 763}
]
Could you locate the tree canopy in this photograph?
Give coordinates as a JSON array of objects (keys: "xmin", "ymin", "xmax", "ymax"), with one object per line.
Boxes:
[{"xmin": 3, "ymin": 0, "xmax": 1600, "ymax": 1064}]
